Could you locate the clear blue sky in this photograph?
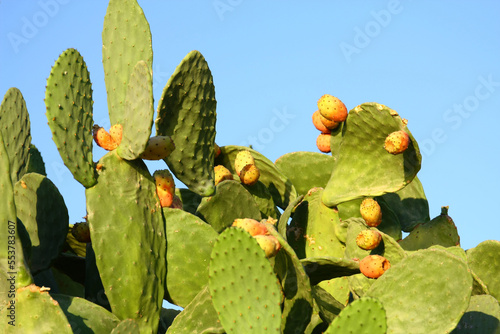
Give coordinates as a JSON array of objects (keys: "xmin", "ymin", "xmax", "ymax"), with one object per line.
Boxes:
[{"xmin": 1, "ymin": 0, "xmax": 500, "ymax": 252}]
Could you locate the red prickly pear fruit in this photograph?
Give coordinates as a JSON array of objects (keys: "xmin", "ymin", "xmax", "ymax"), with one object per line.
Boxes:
[
  {"xmin": 234, "ymin": 150, "xmax": 255, "ymax": 176},
  {"xmin": 232, "ymin": 218, "xmax": 269, "ymax": 236},
  {"xmin": 317, "ymin": 94, "xmax": 348, "ymax": 122},
  {"xmin": 316, "ymin": 133, "xmax": 331, "ymax": 153},
  {"xmin": 359, "ymin": 255, "xmax": 391, "ymax": 279},
  {"xmin": 356, "ymin": 230, "xmax": 382, "ymax": 250},
  {"xmin": 312, "ymin": 110, "xmax": 331, "ymax": 133},
  {"xmin": 360, "ymin": 198, "xmax": 383, "ymax": 227},
  {"xmin": 170, "ymin": 195, "xmax": 183, "ymax": 210},
  {"xmin": 384, "ymin": 130, "xmax": 410, "ymax": 155},
  {"xmin": 93, "ymin": 124, "xmax": 119, "ymax": 151},
  {"xmin": 139, "ymin": 136, "xmax": 175, "ymax": 160},
  {"xmin": 214, "ymin": 165, "xmax": 233, "ymax": 186},
  {"xmin": 214, "ymin": 143, "xmax": 222, "ymax": 158},
  {"xmin": 153, "ymin": 169, "xmax": 175, "ymax": 208},
  {"xmin": 71, "ymin": 222, "xmax": 91, "ymax": 243},
  {"xmin": 254, "ymin": 235, "xmax": 281, "ymax": 258},
  {"xmin": 109, "ymin": 124, "xmax": 123, "ymax": 145},
  {"xmin": 239, "ymin": 163, "xmax": 260, "ymax": 186}
]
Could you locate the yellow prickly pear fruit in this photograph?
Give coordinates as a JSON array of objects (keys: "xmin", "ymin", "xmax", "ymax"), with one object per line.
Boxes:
[
  {"xmin": 359, "ymin": 255, "xmax": 391, "ymax": 279},
  {"xmin": 316, "ymin": 133, "xmax": 331, "ymax": 153},
  {"xmin": 232, "ymin": 218, "xmax": 269, "ymax": 236},
  {"xmin": 239, "ymin": 163, "xmax": 260, "ymax": 186},
  {"xmin": 312, "ymin": 110, "xmax": 331, "ymax": 133},
  {"xmin": 139, "ymin": 136, "xmax": 175, "ymax": 160},
  {"xmin": 234, "ymin": 150, "xmax": 255, "ymax": 176},
  {"xmin": 153, "ymin": 169, "xmax": 175, "ymax": 208},
  {"xmin": 317, "ymin": 94, "xmax": 348, "ymax": 122},
  {"xmin": 214, "ymin": 165, "xmax": 233, "ymax": 186},
  {"xmin": 254, "ymin": 235, "xmax": 281, "ymax": 258},
  {"xmin": 93, "ymin": 124, "xmax": 119, "ymax": 151},
  {"xmin": 384, "ymin": 130, "xmax": 410, "ymax": 154},
  {"xmin": 356, "ymin": 230, "xmax": 382, "ymax": 250},
  {"xmin": 360, "ymin": 198, "xmax": 383, "ymax": 227},
  {"xmin": 109, "ymin": 124, "xmax": 123, "ymax": 144}
]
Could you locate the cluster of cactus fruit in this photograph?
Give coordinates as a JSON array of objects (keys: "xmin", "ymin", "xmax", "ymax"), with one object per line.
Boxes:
[{"xmin": 1, "ymin": 0, "xmax": 499, "ymax": 333}]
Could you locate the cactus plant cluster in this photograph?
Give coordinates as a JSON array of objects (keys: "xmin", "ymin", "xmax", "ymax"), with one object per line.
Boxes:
[{"xmin": 1, "ymin": 0, "xmax": 499, "ymax": 333}]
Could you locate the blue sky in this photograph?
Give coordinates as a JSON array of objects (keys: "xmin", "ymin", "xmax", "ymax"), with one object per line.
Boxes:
[{"xmin": 1, "ymin": 0, "xmax": 500, "ymax": 253}]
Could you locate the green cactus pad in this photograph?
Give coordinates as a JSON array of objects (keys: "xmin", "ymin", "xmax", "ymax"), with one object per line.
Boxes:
[
  {"xmin": 175, "ymin": 188, "xmax": 202, "ymax": 215},
  {"xmin": 158, "ymin": 308, "xmax": 182, "ymax": 334},
  {"xmin": 242, "ymin": 180, "xmax": 279, "ymax": 219},
  {"xmin": 398, "ymin": 206, "xmax": 460, "ymax": 251},
  {"xmin": 50, "ymin": 267, "xmax": 84, "ymax": 297},
  {"xmin": 322, "ymin": 102, "xmax": 421, "ymax": 207},
  {"xmin": 380, "ymin": 176, "xmax": 430, "ymax": 232},
  {"xmin": 52, "ymin": 293, "xmax": 120, "ymax": 333},
  {"xmin": 65, "ymin": 224, "xmax": 87, "ymax": 258},
  {"xmin": 196, "ymin": 180, "xmax": 262, "ymax": 233},
  {"xmin": 163, "ymin": 208, "xmax": 218, "ymax": 307},
  {"xmin": 156, "ymin": 50, "xmax": 217, "ymax": 197},
  {"xmin": 166, "ymin": 285, "xmax": 225, "ymax": 334},
  {"xmin": 467, "ymin": 240, "xmax": 500, "ymax": 302},
  {"xmin": 45, "ymin": 48, "xmax": 96, "ymax": 188},
  {"xmin": 288, "ymin": 188, "xmax": 345, "ymax": 259},
  {"xmin": 311, "ymin": 285, "xmax": 345, "ymax": 324},
  {"xmin": 329, "ymin": 121, "xmax": 344, "ymax": 158},
  {"xmin": 215, "ymin": 145, "xmax": 297, "ymax": 209},
  {"xmin": 26, "ymin": 144, "xmax": 46, "ymax": 176},
  {"xmin": 86, "ymin": 151, "xmax": 165, "ymax": 333},
  {"xmin": 85, "ymin": 243, "xmax": 110, "ymax": 310},
  {"xmin": 275, "ymin": 151, "xmax": 336, "ymax": 196},
  {"xmin": 209, "ymin": 227, "xmax": 282, "ymax": 333},
  {"xmin": 266, "ymin": 224, "xmax": 314, "ymax": 333},
  {"xmin": 365, "ymin": 248, "xmax": 473, "ymax": 334},
  {"xmin": 1, "ymin": 284, "xmax": 72, "ymax": 333},
  {"xmin": 451, "ymin": 294, "xmax": 500, "ymax": 333},
  {"xmin": 301, "ymin": 257, "xmax": 360, "ymax": 285},
  {"xmin": 102, "ymin": 0, "xmax": 152, "ymax": 126},
  {"xmin": 111, "ymin": 319, "xmax": 140, "ymax": 334},
  {"xmin": 324, "ymin": 297, "xmax": 387, "ymax": 334},
  {"xmin": 14, "ymin": 173, "xmax": 69, "ymax": 274},
  {"xmin": 0, "ymin": 132, "xmax": 33, "ymax": 301},
  {"xmin": 0, "ymin": 87, "xmax": 31, "ymax": 185},
  {"xmin": 117, "ymin": 60, "xmax": 154, "ymax": 160},
  {"xmin": 278, "ymin": 194, "xmax": 304, "ymax": 239}
]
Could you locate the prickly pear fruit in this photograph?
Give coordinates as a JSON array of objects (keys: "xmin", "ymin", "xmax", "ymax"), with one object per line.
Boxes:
[
  {"xmin": 239, "ymin": 163, "xmax": 260, "ymax": 186},
  {"xmin": 109, "ymin": 124, "xmax": 123, "ymax": 144},
  {"xmin": 359, "ymin": 255, "xmax": 391, "ymax": 279},
  {"xmin": 384, "ymin": 130, "xmax": 410, "ymax": 155},
  {"xmin": 254, "ymin": 234, "xmax": 281, "ymax": 258},
  {"xmin": 93, "ymin": 124, "xmax": 119, "ymax": 151},
  {"xmin": 312, "ymin": 110, "xmax": 331, "ymax": 133},
  {"xmin": 139, "ymin": 136, "xmax": 175, "ymax": 160},
  {"xmin": 153, "ymin": 169, "xmax": 175, "ymax": 208},
  {"xmin": 214, "ymin": 165, "xmax": 233, "ymax": 186},
  {"xmin": 214, "ymin": 143, "xmax": 222, "ymax": 158},
  {"xmin": 356, "ymin": 230, "xmax": 382, "ymax": 250},
  {"xmin": 71, "ymin": 221, "xmax": 91, "ymax": 243},
  {"xmin": 319, "ymin": 113, "xmax": 339, "ymax": 130},
  {"xmin": 234, "ymin": 150, "xmax": 255, "ymax": 176},
  {"xmin": 171, "ymin": 195, "xmax": 183, "ymax": 210},
  {"xmin": 317, "ymin": 94, "xmax": 348, "ymax": 122},
  {"xmin": 360, "ymin": 198, "xmax": 383, "ymax": 227},
  {"xmin": 316, "ymin": 133, "xmax": 331, "ymax": 153},
  {"xmin": 232, "ymin": 218, "xmax": 269, "ymax": 236}
]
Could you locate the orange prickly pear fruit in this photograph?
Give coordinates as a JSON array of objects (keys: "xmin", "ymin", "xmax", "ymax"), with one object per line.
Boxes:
[
  {"xmin": 71, "ymin": 221, "xmax": 91, "ymax": 243},
  {"xmin": 109, "ymin": 124, "xmax": 123, "ymax": 145},
  {"xmin": 360, "ymin": 198, "xmax": 383, "ymax": 227},
  {"xmin": 239, "ymin": 163, "xmax": 260, "ymax": 186},
  {"xmin": 234, "ymin": 150, "xmax": 255, "ymax": 176},
  {"xmin": 93, "ymin": 124, "xmax": 119, "ymax": 151},
  {"xmin": 384, "ymin": 130, "xmax": 410, "ymax": 154},
  {"xmin": 139, "ymin": 136, "xmax": 175, "ymax": 160},
  {"xmin": 232, "ymin": 218, "xmax": 269, "ymax": 236},
  {"xmin": 359, "ymin": 255, "xmax": 391, "ymax": 279},
  {"xmin": 214, "ymin": 165, "xmax": 233, "ymax": 186},
  {"xmin": 153, "ymin": 169, "xmax": 175, "ymax": 208},
  {"xmin": 317, "ymin": 94, "xmax": 348, "ymax": 122},
  {"xmin": 214, "ymin": 143, "xmax": 222, "ymax": 158},
  {"xmin": 356, "ymin": 230, "xmax": 382, "ymax": 250},
  {"xmin": 170, "ymin": 195, "xmax": 183, "ymax": 210},
  {"xmin": 254, "ymin": 235, "xmax": 281, "ymax": 258},
  {"xmin": 316, "ymin": 133, "xmax": 331, "ymax": 153},
  {"xmin": 312, "ymin": 110, "xmax": 331, "ymax": 133}
]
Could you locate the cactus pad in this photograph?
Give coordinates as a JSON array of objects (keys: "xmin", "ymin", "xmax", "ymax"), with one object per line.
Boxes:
[{"xmin": 466, "ymin": 240, "xmax": 500, "ymax": 302}]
